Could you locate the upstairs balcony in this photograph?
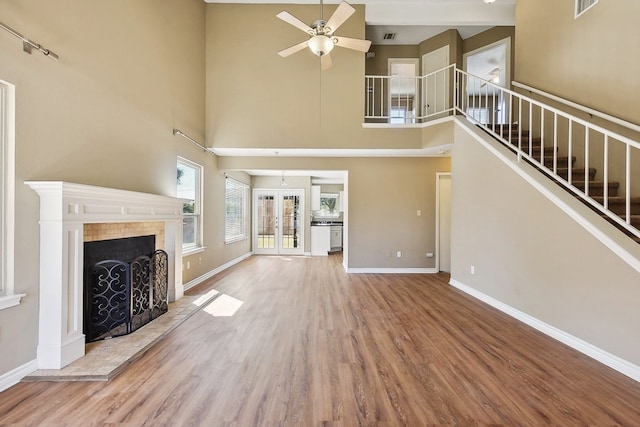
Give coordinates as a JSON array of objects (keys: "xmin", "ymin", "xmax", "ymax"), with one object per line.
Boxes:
[{"xmin": 368, "ymin": 65, "xmax": 640, "ymax": 243}]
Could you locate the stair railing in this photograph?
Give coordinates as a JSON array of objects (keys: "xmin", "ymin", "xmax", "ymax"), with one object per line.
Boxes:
[
  {"xmin": 455, "ymin": 68, "xmax": 640, "ymax": 240},
  {"xmin": 364, "ymin": 66, "xmax": 640, "ymax": 240}
]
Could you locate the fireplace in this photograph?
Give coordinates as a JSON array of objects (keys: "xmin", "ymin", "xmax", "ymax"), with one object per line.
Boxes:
[
  {"xmin": 26, "ymin": 181, "xmax": 185, "ymax": 369},
  {"xmin": 84, "ymin": 235, "xmax": 168, "ymax": 342}
]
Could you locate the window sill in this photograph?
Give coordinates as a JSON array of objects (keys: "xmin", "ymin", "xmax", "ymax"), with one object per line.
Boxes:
[
  {"xmin": 225, "ymin": 237, "xmax": 248, "ymax": 245},
  {"xmin": 0, "ymin": 293, "xmax": 26, "ymax": 311},
  {"xmin": 182, "ymin": 246, "xmax": 206, "ymax": 257}
]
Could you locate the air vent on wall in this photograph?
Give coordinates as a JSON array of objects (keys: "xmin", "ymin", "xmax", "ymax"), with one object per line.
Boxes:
[
  {"xmin": 575, "ymin": 0, "xmax": 598, "ymax": 18},
  {"xmin": 383, "ymin": 33, "xmax": 396, "ymax": 40}
]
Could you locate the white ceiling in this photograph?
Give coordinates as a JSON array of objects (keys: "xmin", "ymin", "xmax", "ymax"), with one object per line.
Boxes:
[
  {"xmin": 204, "ymin": 0, "xmax": 516, "ymax": 44},
  {"xmin": 203, "ymin": 0, "xmax": 514, "ymax": 179}
]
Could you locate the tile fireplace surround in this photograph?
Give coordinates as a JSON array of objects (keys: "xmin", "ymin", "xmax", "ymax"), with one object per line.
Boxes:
[{"xmin": 26, "ymin": 182, "xmax": 185, "ymax": 370}]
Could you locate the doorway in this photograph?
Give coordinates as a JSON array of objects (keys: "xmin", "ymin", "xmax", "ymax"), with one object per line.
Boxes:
[
  {"xmin": 463, "ymin": 37, "xmax": 511, "ymax": 125},
  {"xmin": 436, "ymin": 173, "xmax": 452, "ymax": 273},
  {"xmin": 253, "ymin": 189, "xmax": 305, "ymax": 255},
  {"xmin": 388, "ymin": 58, "xmax": 419, "ymax": 124}
]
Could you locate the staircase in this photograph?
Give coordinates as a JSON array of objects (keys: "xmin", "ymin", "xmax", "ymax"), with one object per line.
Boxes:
[{"xmin": 492, "ymin": 124, "xmax": 640, "ymax": 241}]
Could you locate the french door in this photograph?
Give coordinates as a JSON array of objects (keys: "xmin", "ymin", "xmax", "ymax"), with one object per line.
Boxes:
[{"xmin": 253, "ymin": 189, "xmax": 305, "ymax": 255}]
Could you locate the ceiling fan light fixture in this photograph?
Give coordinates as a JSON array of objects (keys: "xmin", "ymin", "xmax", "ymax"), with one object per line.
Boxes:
[{"xmin": 308, "ymin": 35, "xmax": 334, "ymax": 56}]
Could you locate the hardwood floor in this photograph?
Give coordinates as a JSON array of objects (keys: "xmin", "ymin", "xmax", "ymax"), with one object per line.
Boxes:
[{"xmin": 2, "ymin": 254, "xmax": 640, "ymax": 425}]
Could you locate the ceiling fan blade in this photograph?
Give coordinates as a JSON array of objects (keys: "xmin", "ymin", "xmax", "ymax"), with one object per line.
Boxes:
[
  {"xmin": 276, "ymin": 11, "xmax": 313, "ymax": 34},
  {"xmin": 333, "ymin": 36, "xmax": 371, "ymax": 52},
  {"xmin": 325, "ymin": 2, "xmax": 355, "ymax": 34},
  {"xmin": 278, "ymin": 40, "xmax": 309, "ymax": 57},
  {"xmin": 321, "ymin": 53, "xmax": 333, "ymax": 70}
]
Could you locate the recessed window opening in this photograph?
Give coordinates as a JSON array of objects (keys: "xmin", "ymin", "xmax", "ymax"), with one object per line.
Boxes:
[
  {"xmin": 0, "ymin": 79, "xmax": 22, "ymax": 310},
  {"xmin": 177, "ymin": 157, "xmax": 203, "ymax": 253},
  {"xmin": 316, "ymin": 193, "xmax": 340, "ymax": 218}
]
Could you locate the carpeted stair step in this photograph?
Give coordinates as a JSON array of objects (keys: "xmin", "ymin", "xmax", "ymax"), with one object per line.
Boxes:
[
  {"xmin": 509, "ymin": 137, "xmax": 543, "ymax": 149},
  {"xmin": 592, "ymin": 196, "xmax": 640, "ymax": 215},
  {"xmin": 556, "ymin": 167, "xmax": 597, "ymax": 181},
  {"xmin": 544, "ymin": 155, "xmax": 576, "ymax": 167},
  {"xmin": 572, "ymin": 181, "xmax": 619, "ymax": 197}
]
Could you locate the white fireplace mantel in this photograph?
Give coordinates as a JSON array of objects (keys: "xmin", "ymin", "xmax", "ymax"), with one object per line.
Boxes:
[{"xmin": 26, "ymin": 181, "xmax": 185, "ymax": 369}]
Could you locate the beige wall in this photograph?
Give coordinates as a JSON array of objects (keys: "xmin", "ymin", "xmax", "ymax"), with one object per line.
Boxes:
[
  {"xmin": 450, "ymin": 122, "xmax": 640, "ymax": 365},
  {"xmin": 365, "ymin": 45, "xmax": 420, "ymax": 75},
  {"xmin": 205, "ymin": 4, "xmax": 431, "ymax": 150},
  {"xmin": 0, "ymin": 0, "xmax": 234, "ymax": 376},
  {"xmin": 219, "ymin": 155, "xmax": 451, "ymax": 269},
  {"xmin": 515, "ymin": 0, "xmax": 640, "ymax": 124},
  {"xmin": 419, "ymin": 29, "xmax": 462, "ymax": 69}
]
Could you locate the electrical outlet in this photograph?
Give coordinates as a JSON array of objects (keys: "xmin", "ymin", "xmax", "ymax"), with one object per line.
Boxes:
[
  {"xmin": 396, "ymin": 251, "xmax": 402, "ymax": 258},
  {"xmin": 187, "ymin": 261, "xmax": 191, "ymax": 270},
  {"xmin": 417, "ymin": 210, "xmax": 422, "ymax": 216},
  {"xmin": 426, "ymin": 252, "xmax": 434, "ymax": 258},
  {"xmin": 470, "ymin": 265, "xmax": 475, "ymax": 275}
]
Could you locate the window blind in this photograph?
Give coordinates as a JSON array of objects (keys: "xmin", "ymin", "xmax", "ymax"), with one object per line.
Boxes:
[{"xmin": 225, "ymin": 177, "xmax": 249, "ymax": 243}]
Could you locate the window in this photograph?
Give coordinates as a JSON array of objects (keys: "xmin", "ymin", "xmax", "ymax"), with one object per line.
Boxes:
[
  {"xmin": 225, "ymin": 176, "xmax": 249, "ymax": 243},
  {"xmin": 177, "ymin": 157, "xmax": 203, "ymax": 253},
  {"xmin": 0, "ymin": 79, "xmax": 23, "ymax": 310},
  {"xmin": 390, "ymin": 108, "xmax": 408, "ymax": 124},
  {"xmin": 576, "ymin": 0, "xmax": 597, "ymax": 18},
  {"xmin": 316, "ymin": 193, "xmax": 340, "ymax": 218}
]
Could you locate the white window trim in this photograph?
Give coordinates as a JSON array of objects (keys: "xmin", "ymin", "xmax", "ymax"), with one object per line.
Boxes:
[
  {"xmin": 575, "ymin": 0, "xmax": 598, "ymax": 18},
  {"xmin": 0, "ymin": 79, "xmax": 24, "ymax": 310},
  {"xmin": 225, "ymin": 176, "xmax": 249, "ymax": 244},
  {"xmin": 177, "ymin": 156, "xmax": 204, "ymax": 254}
]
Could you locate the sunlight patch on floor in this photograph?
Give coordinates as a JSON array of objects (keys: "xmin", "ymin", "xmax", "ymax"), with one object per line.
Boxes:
[{"xmin": 203, "ymin": 294, "xmax": 244, "ymax": 317}]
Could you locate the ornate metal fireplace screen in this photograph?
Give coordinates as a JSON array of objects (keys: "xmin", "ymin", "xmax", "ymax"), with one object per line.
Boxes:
[{"xmin": 86, "ymin": 250, "xmax": 168, "ymax": 342}]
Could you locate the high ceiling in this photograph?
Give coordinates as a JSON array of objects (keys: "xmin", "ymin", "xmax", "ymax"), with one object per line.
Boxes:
[
  {"xmin": 204, "ymin": 0, "xmax": 516, "ymax": 44},
  {"xmin": 203, "ymin": 0, "xmax": 516, "ymax": 179}
]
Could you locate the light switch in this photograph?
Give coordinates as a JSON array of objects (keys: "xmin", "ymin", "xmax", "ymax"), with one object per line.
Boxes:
[{"xmin": 417, "ymin": 210, "xmax": 422, "ymax": 216}]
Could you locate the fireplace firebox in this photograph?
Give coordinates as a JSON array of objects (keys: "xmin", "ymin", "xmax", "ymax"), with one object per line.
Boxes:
[{"xmin": 83, "ymin": 235, "xmax": 168, "ymax": 342}]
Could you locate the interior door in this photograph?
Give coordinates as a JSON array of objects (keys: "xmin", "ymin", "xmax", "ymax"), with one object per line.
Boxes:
[
  {"xmin": 254, "ymin": 189, "xmax": 304, "ymax": 255},
  {"xmin": 421, "ymin": 45, "xmax": 450, "ymax": 118},
  {"xmin": 437, "ymin": 173, "xmax": 452, "ymax": 273}
]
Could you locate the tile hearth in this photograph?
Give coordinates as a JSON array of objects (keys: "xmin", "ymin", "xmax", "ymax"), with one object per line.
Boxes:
[{"xmin": 23, "ymin": 291, "xmax": 218, "ymax": 382}]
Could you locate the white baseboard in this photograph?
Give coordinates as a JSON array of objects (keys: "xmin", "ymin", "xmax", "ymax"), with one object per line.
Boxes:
[
  {"xmin": 449, "ymin": 278, "xmax": 640, "ymax": 383},
  {"xmin": 347, "ymin": 267, "xmax": 438, "ymax": 274},
  {"xmin": 0, "ymin": 359, "xmax": 38, "ymax": 393},
  {"xmin": 183, "ymin": 252, "xmax": 253, "ymax": 292}
]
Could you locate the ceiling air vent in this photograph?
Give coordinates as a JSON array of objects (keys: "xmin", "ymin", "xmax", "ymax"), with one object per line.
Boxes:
[{"xmin": 383, "ymin": 32, "xmax": 396, "ymax": 40}]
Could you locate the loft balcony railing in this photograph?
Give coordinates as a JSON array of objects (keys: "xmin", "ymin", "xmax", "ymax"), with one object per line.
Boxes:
[
  {"xmin": 365, "ymin": 66, "xmax": 640, "ymax": 241},
  {"xmin": 365, "ymin": 64, "xmax": 456, "ymax": 124}
]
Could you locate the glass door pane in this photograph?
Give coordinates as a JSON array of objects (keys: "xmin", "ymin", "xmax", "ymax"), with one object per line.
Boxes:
[
  {"xmin": 257, "ymin": 194, "xmax": 275, "ymax": 250},
  {"xmin": 253, "ymin": 189, "xmax": 304, "ymax": 255},
  {"xmin": 281, "ymin": 195, "xmax": 300, "ymax": 250}
]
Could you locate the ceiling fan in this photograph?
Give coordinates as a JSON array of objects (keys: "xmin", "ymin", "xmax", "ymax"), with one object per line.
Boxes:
[{"xmin": 276, "ymin": 0, "xmax": 372, "ymax": 70}]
